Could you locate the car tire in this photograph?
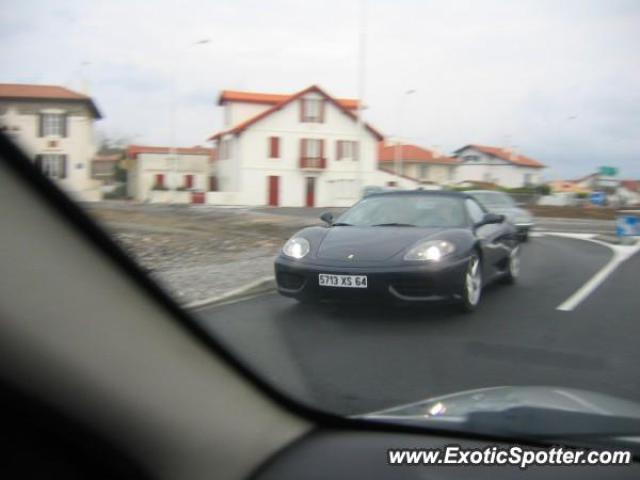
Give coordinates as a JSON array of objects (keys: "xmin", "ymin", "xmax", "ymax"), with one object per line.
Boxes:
[
  {"xmin": 458, "ymin": 254, "xmax": 482, "ymax": 313},
  {"xmin": 502, "ymin": 245, "xmax": 520, "ymax": 285},
  {"xmin": 519, "ymin": 230, "xmax": 529, "ymax": 242}
]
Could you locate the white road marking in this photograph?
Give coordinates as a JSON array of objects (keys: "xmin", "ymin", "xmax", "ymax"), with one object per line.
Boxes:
[{"xmin": 535, "ymin": 233, "xmax": 640, "ymax": 311}]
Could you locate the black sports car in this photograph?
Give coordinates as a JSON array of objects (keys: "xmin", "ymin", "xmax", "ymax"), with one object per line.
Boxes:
[{"xmin": 274, "ymin": 190, "xmax": 521, "ymax": 312}]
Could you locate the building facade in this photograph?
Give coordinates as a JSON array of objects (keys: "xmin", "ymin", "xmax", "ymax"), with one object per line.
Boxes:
[
  {"xmin": 126, "ymin": 145, "xmax": 216, "ymax": 202},
  {"xmin": 378, "ymin": 143, "xmax": 459, "ymax": 185},
  {"xmin": 0, "ymin": 83, "xmax": 103, "ymax": 201},
  {"xmin": 208, "ymin": 85, "xmax": 417, "ymax": 207},
  {"xmin": 453, "ymin": 144, "xmax": 545, "ymax": 188}
]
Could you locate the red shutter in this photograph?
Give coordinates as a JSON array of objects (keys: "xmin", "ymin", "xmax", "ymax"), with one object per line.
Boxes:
[
  {"xmin": 320, "ymin": 139, "xmax": 325, "ymax": 160},
  {"xmin": 155, "ymin": 174, "xmax": 164, "ymax": 187},
  {"xmin": 300, "ymin": 138, "xmax": 306, "ymax": 164},
  {"xmin": 185, "ymin": 174, "xmax": 193, "ymax": 189},
  {"xmin": 336, "ymin": 141, "xmax": 342, "ymax": 160},
  {"xmin": 209, "ymin": 176, "xmax": 218, "ymax": 191},
  {"xmin": 269, "ymin": 137, "xmax": 279, "ymax": 158}
]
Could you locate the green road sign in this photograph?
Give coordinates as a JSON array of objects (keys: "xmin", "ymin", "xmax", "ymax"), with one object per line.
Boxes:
[{"xmin": 599, "ymin": 166, "xmax": 618, "ymax": 176}]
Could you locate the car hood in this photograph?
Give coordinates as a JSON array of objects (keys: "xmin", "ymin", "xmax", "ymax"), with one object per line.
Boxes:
[
  {"xmin": 357, "ymin": 387, "xmax": 640, "ymax": 449},
  {"xmin": 317, "ymin": 226, "xmax": 443, "ymax": 262}
]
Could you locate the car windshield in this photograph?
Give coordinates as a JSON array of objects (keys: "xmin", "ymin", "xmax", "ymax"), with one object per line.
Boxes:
[
  {"xmin": 4, "ymin": 0, "xmax": 640, "ymax": 459},
  {"xmin": 335, "ymin": 194, "xmax": 467, "ymax": 227},
  {"xmin": 470, "ymin": 192, "xmax": 515, "ymax": 208}
]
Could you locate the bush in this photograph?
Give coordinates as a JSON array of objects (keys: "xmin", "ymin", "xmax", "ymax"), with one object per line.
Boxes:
[
  {"xmin": 104, "ymin": 184, "xmax": 127, "ymax": 199},
  {"xmin": 576, "ymin": 192, "xmax": 589, "ymax": 199},
  {"xmin": 151, "ymin": 183, "xmax": 168, "ymax": 191}
]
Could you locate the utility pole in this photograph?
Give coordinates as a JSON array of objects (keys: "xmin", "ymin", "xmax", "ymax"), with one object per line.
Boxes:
[{"xmin": 394, "ymin": 89, "xmax": 416, "ymax": 177}]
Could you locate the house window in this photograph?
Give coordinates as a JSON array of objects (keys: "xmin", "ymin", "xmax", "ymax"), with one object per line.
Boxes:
[
  {"xmin": 35, "ymin": 154, "xmax": 66, "ymax": 179},
  {"xmin": 420, "ymin": 164, "xmax": 429, "ymax": 179},
  {"xmin": 387, "ymin": 181, "xmax": 397, "ymax": 187},
  {"xmin": 524, "ymin": 173, "xmax": 533, "ymax": 186},
  {"xmin": 40, "ymin": 113, "xmax": 66, "ymax": 137},
  {"xmin": 184, "ymin": 174, "xmax": 194, "ymax": 189},
  {"xmin": 269, "ymin": 137, "xmax": 280, "ymax": 158},
  {"xmin": 464, "ymin": 155, "xmax": 479, "ymax": 162},
  {"xmin": 209, "ymin": 176, "xmax": 218, "ymax": 191},
  {"xmin": 300, "ymin": 98, "xmax": 324, "ymax": 123},
  {"xmin": 302, "ymin": 138, "xmax": 323, "ymax": 159},
  {"xmin": 336, "ymin": 140, "xmax": 359, "ymax": 160},
  {"xmin": 154, "ymin": 173, "xmax": 165, "ymax": 188}
]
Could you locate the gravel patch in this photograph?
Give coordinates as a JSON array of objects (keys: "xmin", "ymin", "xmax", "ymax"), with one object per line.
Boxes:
[{"xmin": 83, "ymin": 202, "xmax": 313, "ymax": 304}]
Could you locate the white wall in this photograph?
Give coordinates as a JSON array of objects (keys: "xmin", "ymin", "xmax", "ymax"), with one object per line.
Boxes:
[
  {"xmin": 224, "ymin": 102, "xmax": 271, "ymax": 128},
  {"xmin": 0, "ymin": 102, "xmax": 102, "ymax": 201},
  {"xmin": 130, "ymin": 152, "xmax": 210, "ymax": 202},
  {"xmin": 383, "ymin": 162, "xmax": 456, "ymax": 184}
]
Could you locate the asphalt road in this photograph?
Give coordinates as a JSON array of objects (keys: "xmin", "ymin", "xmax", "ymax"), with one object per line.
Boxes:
[{"xmin": 194, "ymin": 235, "xmax": 640, "ymax": 417}]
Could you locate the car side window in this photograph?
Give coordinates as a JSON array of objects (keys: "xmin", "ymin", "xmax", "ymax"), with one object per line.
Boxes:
[{"xmin": 465, "ymin": 199, "xmax": 485, "ymax": 224}]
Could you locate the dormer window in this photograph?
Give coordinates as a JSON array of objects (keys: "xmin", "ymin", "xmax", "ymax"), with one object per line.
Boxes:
[
  {"xmin": 300, "ymin": 98, "xmax": 324, "ymax": 123},
  {"xmin": 463, "ymin": 154, "xmax": 479, "ymax": 162}
]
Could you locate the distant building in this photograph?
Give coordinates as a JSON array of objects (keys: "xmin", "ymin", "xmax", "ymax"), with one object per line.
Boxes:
[
  {"xmin": 453, "ymin": 144, "xmax": 545, "ymax": 188},
  {"xmin": 378, "ymin": 143, "xmax": 459, "ymax": 185},
  {"xmin": 0, "ymin": 83, "xmax": 103, "ymax": 201},
  {"xmin": 92, "ymin": 152, "xmax": 124, "ymax": 186},
  {"xmin": 207, "ymin": 85, "xmax": 418, "ymax": 207},
  {"xmin": 126, "ymin": 145, "xmax": 216, "ymax": 202},
  {"xmin": 547, "ymin": 179, "xmax": 590, "ymax": 194}
]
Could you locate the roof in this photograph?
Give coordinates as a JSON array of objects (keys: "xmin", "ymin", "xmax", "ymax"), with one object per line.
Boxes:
[
  {"xmin": 208, "ymin": 85, "xmax": 383, "ymax": 142},
  {"xmin": 0, "ymin": 83, "xmax": 102, "ymax": 119},
  {"xmin": 92, "ymin": 154, "xmax": 122, "ymax": 162},
  {"xmin": 621, "ymin": 180, "xmax": 640, "ymax": 192},
  {"xmin": 127, "ymin": 145, "xmax": 216, "ymax": 159},
  {"xmin": 454, "ymin": 144, "xmax": 545, "ymax": 168},
  {"xmin": 218, "ymin": 89, "xmax": 359, "ymax": 110},
  {"xmin": 378, "ymin": 143, "xmax": 459, "ymax": 165}
]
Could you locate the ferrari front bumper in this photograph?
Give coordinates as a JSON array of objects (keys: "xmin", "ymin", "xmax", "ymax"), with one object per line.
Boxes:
[{"xmin": 274, "ymin": 255, "xmax": 470, "ymax": 303}]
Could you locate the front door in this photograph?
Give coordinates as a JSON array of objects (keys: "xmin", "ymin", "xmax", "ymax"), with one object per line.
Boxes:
[
  {"xmin": 268, "ymin": 175, "xmax": 279, "ymax": 206},
  {"xmin": 305, "ymin": 177, "xmax": 315, "ymax": 207}
]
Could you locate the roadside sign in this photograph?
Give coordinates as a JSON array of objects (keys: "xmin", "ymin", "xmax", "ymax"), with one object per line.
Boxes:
[
  {"xmin": 599, "ymin": 166, "xmax": 618, "ymax": 176},
  {"xmin": 590, "ymin": 191, "xmax": 606, "ymax": 206},
  {"xmin": 616, "ymin": 214, "xmax": 640, "ymax": 237}
]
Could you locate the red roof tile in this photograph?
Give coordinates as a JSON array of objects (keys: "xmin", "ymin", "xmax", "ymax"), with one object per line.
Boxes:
[
  {"xmin": 0, "ymin": 83, "xmax": 102, "ymax": 118},
  {"xmin": 378, "ymin": 143, "xmax": 459, "ymax": 165},
  {"xmin": 456, "ymin": 144, "xmax": 546, "ymax": 168},
  {"xmin": 218, "ymin": 89, "xmax": 359, "ymax": 110},
  {"xmin": 621, "ymin": 180, "xmax": 640, "ymax": 192},
  {"xmin": 127, "ymin": 145, "xmax": 216, "ymax": 159},
  {"xmin": 209, "ymin": 85, "xmax": 383, "ymax": 141}
]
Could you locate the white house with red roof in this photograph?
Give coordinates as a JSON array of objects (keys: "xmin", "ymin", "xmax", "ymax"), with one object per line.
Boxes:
[
  {"xmin": 453, "ymin": 144, "xmax": 546, "ymax": 188},
  {"xmin": 378, "ymin": 143, "xmax": 459, "ymax": 185},
  {"xmin": 126, "ymin": 145, "xmax": 216, "ymax": 202},
  {"xmin": 207, "ymin": 85, "xmax": 419, "ymax": 207},
  {"xmin": 0, "ymin": 83, "xmax": 103, "ymax": 201}
]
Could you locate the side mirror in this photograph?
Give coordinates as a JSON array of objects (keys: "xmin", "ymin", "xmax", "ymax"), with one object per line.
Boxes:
[
  {"xmin": 476, "ymin": 212, "xmax": 505, "ymax": 228},
  {"xmin": 320, "ymin": 212, "xmax": 334, "ymax": 225}
]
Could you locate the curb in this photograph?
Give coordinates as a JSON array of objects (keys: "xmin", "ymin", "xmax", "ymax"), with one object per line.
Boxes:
[
  {"xmin": 185, "ymin": 276, "xmax": 276, "ymax": 310},
  {"xmin": 592, "ymin": 234, "xmax": 638, "ymax": 246}
]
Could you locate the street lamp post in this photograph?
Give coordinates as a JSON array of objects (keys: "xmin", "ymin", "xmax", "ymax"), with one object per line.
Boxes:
[
  {"xmin": 170, "ymin": 38, "xmax": 211, "ymax": 202},
  {"xmin": 394, "ymin": 89, "xmax": 416, "ymax": 178}
]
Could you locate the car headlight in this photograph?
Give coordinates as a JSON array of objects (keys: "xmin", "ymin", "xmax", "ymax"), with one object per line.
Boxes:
[
  {"xmin": 404, "ymin": 240, "xmax": 456, "ymax": 261},
  {"xmin": 282, "ymin": 237, "xmax": 310, "ymax": 259}
]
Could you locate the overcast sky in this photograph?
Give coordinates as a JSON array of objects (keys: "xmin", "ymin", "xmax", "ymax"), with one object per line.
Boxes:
[{"xmin": 1, "ymin": 0, "xmax": 639, "ymax": 179}]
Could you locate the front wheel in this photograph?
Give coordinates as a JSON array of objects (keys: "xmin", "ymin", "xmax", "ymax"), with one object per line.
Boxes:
[
  {"xmin": 502, "ymin": 245, "xmax": 520, "ymax": 285},
  {"xmin": 458, "ymin": 254, "xmax": 482, "ymax": 313}
]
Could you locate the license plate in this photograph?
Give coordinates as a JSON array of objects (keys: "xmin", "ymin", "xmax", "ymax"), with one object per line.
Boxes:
[{"xmin": 318, "ymin": 274, "xmax": 368, "ymax": 288}]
